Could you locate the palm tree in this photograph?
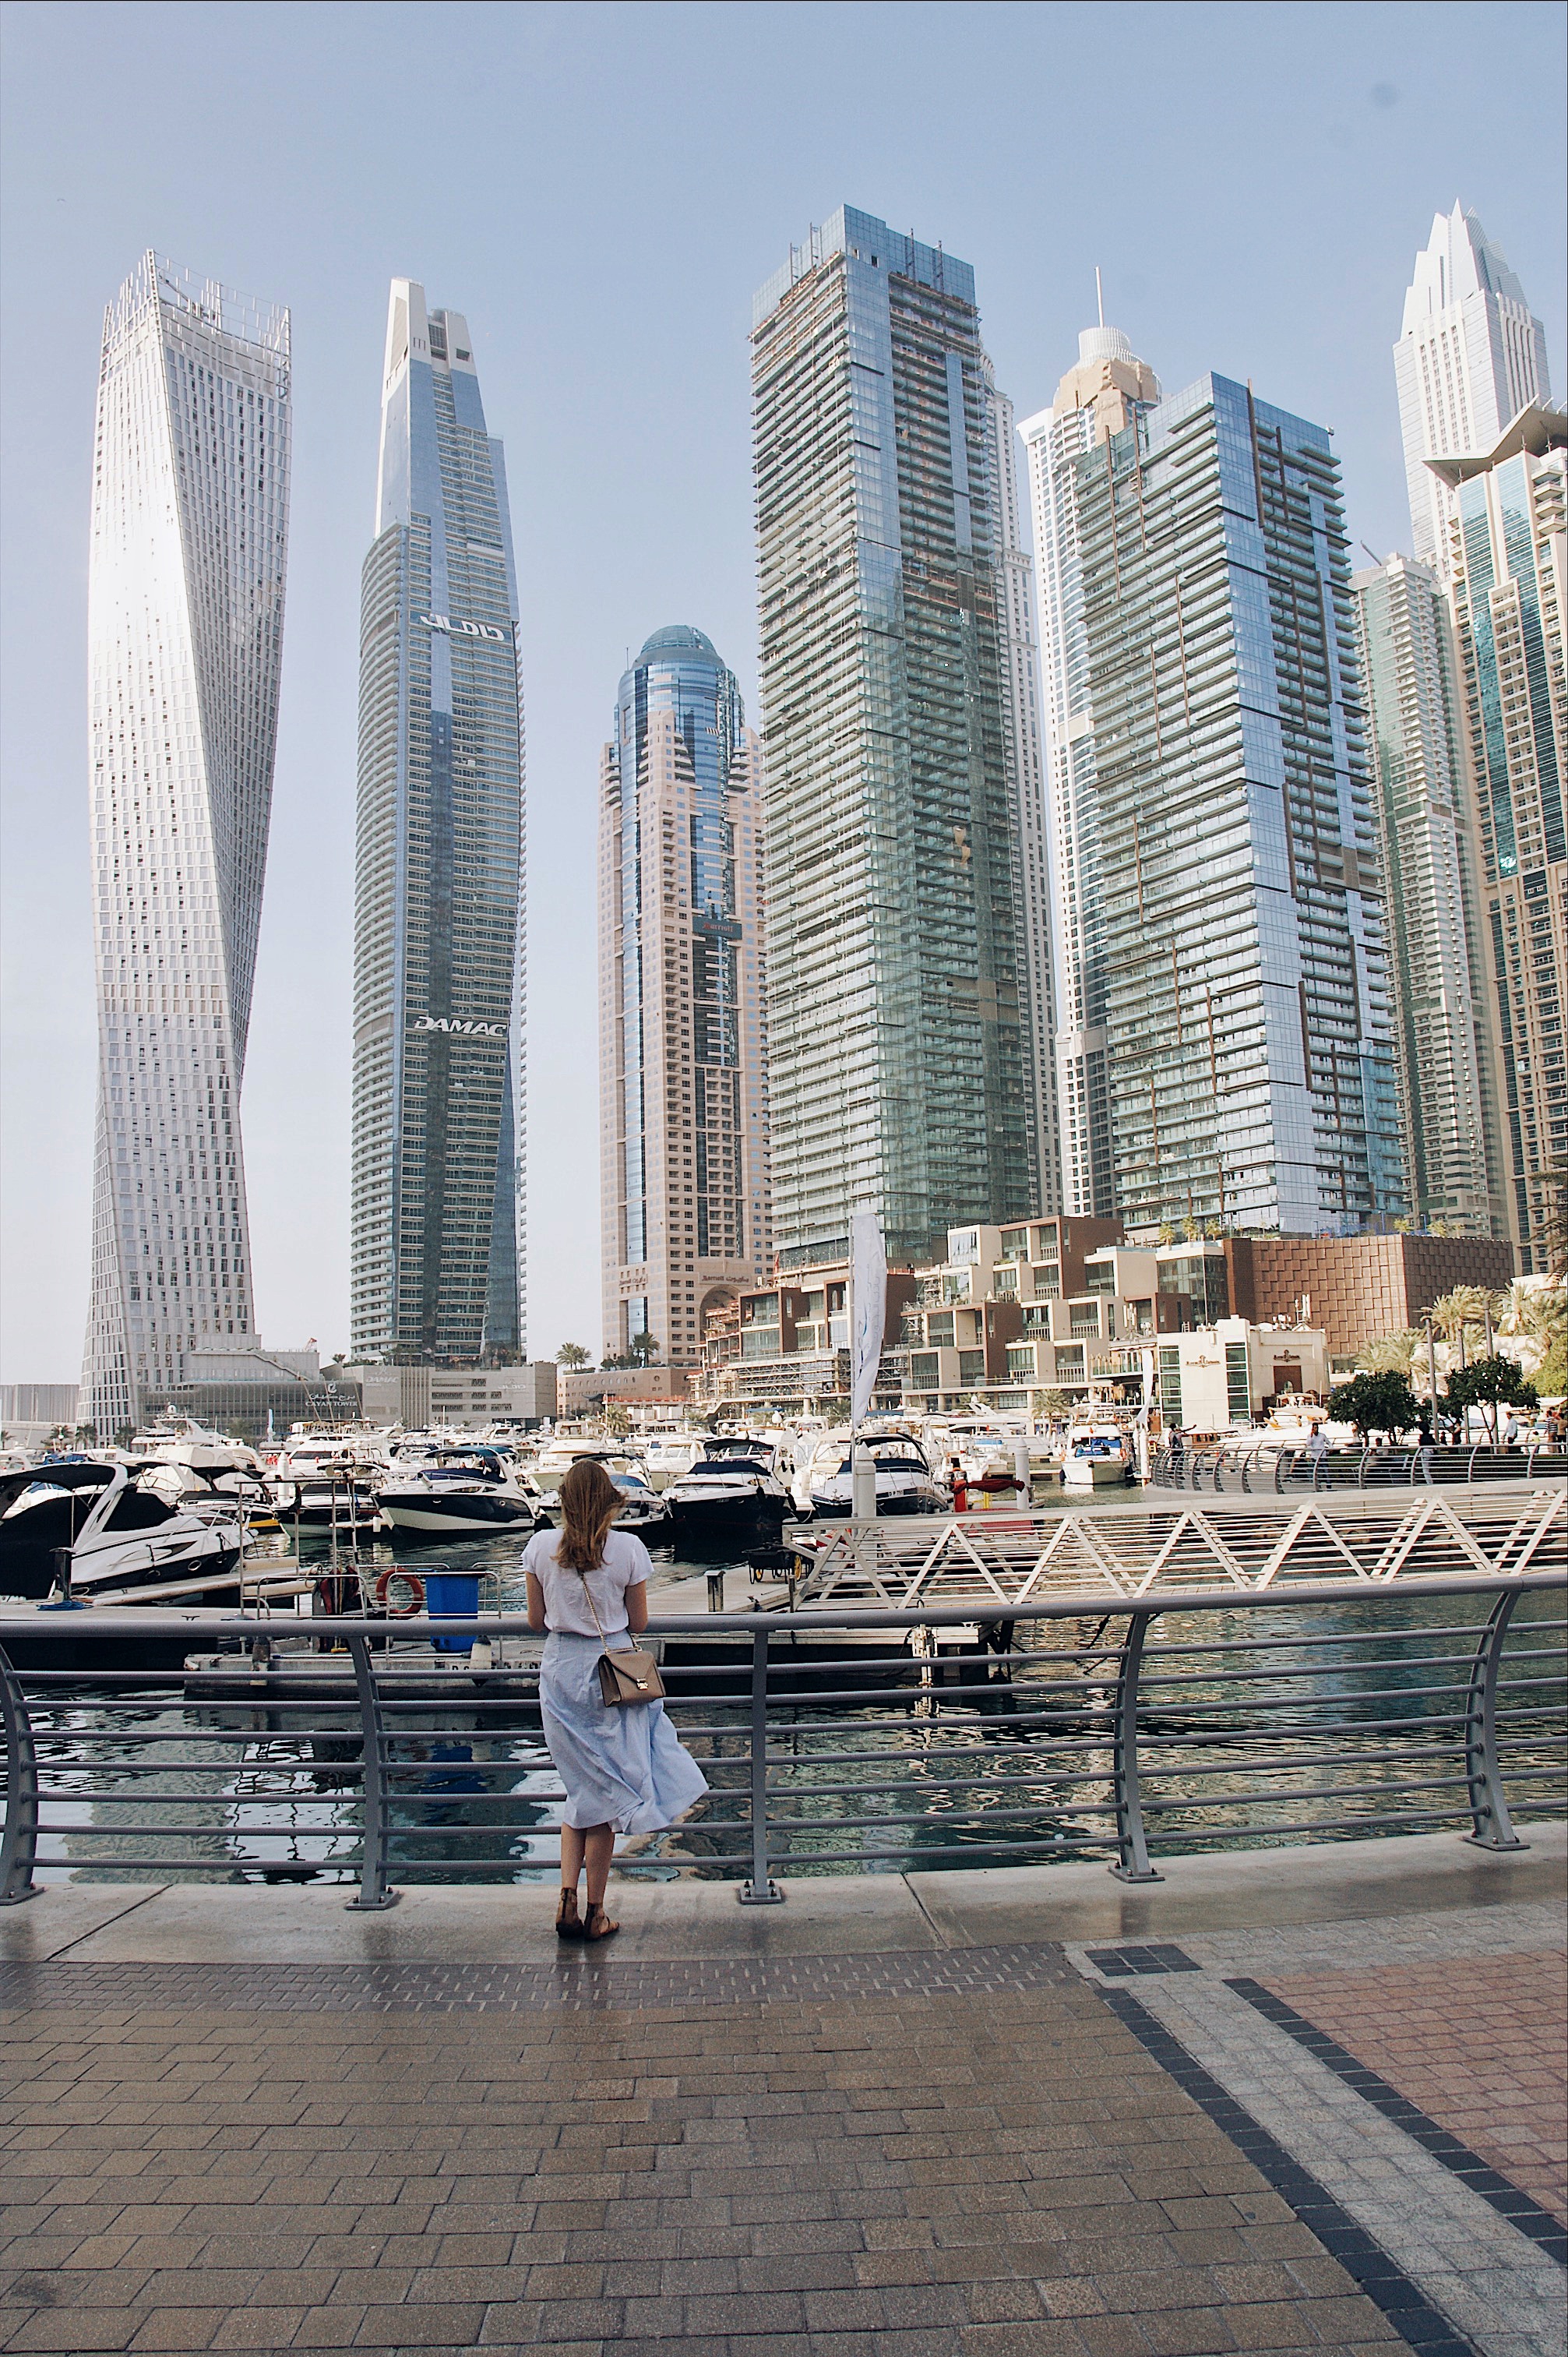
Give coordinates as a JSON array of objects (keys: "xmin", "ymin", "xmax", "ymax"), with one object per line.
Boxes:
[
  {"xmin": 1363, "ymin": 1329, "xmax": 1429, "ymax": 1381},
  {"xmin": 1429, "ymin": 1286, "xmax": 1491, "ymax": 1364}
]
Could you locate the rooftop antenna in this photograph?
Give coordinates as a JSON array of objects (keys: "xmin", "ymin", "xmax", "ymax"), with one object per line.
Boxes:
[{"xmin": 1095, "ymin": 266, "xmax": 1105, "ymax": 328}]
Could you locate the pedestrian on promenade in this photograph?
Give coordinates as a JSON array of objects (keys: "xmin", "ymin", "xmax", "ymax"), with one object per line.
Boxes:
[
  {"xmin": 948, "ymin": 1457, "xmax": 969, "ymax": 1512},
  {"xmin": 524, "ymin": 1459, "xmax": 708, "ymax": 1944}
]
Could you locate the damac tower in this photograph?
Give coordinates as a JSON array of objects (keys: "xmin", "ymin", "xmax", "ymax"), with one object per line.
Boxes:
[
  {"xmin": 351, "ymin": 281, "xmax": 525, "ymax": 1365},
  {"xmin": 82, "ymin": 256, "xmax": 291, "ymax": 1441}
]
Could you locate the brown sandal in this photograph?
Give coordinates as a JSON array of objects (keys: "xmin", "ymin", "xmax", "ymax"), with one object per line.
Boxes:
[
  {"xmin": 583, "ymin": 1903, "xmax": 619, "ymax": 1942},
  {"xmin": 555, "ymin": 1889, "xmax": 584, "ymax": 1942}
]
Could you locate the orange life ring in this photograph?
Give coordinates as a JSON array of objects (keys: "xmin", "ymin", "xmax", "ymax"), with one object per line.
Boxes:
[{"xmin": 376, "ymin": 1567, "xmax": 425, "ymax": 1617}]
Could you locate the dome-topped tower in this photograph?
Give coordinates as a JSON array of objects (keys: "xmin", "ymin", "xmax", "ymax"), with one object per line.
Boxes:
[{"xmin": 639, "ymin": 623, "xmax": 720, "ymax": 661}]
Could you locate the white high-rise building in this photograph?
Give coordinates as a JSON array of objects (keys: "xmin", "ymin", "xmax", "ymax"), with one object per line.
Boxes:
[
  {"xmin": 983, "ymin": 358, "xmax": 1060, "ymax": 1214},
  {"xmin": 1395, "ymin": 202, "xmax": 1551, "ymax": 568},
  {"xmin": 1020, "ymin": 324, "xmax": 1160, "ymax": 1219},
  {"xmin": 82, "ymin": 256, "xmax": 291, "ymax": 1441}
]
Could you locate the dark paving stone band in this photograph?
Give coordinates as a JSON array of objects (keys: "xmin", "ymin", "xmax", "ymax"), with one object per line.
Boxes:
[
  {"xmin": 1103, "ymin": 1985, "xmax": 1483, "ymax": 2357},
  {"xmin": 0, "ymin": 1941, "xmax": 1079, "ymax": 2013},
  {"xmin": 1228, "ymin": 1975, "xmax": 1568, "ymax": 2267}
]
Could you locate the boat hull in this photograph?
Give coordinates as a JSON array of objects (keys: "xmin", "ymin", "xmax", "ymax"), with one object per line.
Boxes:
[
  {"xmin": 0, "ymin": 1530, "xmax": 244, "ymax": 1602},
  {"xmin": 1062, "ymin": 1459, "xmax": 1132, "ymax": 1487},
  {"xmin": 809, "ymin": 1491, "xmax": 943, "ymax": 1519},
  {"xmin": 667, "ymin": 1491, "xmax": 790, "ymax": 1536},
  {"xmin": 379, "ymin": 1495, "xmax": 536, "ymax": 1537}
]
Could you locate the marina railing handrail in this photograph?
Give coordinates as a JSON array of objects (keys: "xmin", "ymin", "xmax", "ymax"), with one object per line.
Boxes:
[
  {"xmin": 1151, "ymin": 1439, "xmax": 1563, "ymax": 1494},
  {"xmin": 2, "ymin": 1563, "xmax": 1561, "ymax": 1645},
  {"xmin": 3, "ymin": 1566, "xmax": 1562, "ymax": 1911}
]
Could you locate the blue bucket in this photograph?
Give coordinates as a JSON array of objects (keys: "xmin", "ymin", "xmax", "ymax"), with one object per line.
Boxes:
[{"xmin": 422, "ymin": 1571, "xmax": 481, "ymax": 1653}]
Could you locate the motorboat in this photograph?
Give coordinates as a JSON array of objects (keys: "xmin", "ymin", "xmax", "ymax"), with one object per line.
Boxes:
[
  {"xmin": 374, "ymin": 1445, "xmax": 542, "ymax": 1538},
  {"xmin": 531, "ymin": 1446, "xmax": 671, "ymax": 1540},
  {"xmin": 268, "ymin": 1431, "xmax": 382, "ymax": 1530},
  {"xmin": 1062, "ymin": 1424, "xmax": 1136, "ymax": 1487},
  {"xmin": 0, "ymin": 1459, "xmax": 245, "ymax": 1600},
  {"xmin": 664, "ymin": 1438, "xmax": 792, "ymax": 1537},
  {"xmin": 132, "ymin": 1413, "xmax": 264, "ymax": 1482},
  {"xmin": 640, "ymin": 1431, "xmax": 711, "ymax": 1490},
  {"xmin": 804, "ymin": 1431, "xmax": 946, "ymax": 1519}
]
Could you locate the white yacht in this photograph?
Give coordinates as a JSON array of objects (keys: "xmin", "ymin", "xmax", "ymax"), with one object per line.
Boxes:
[
  {"xmin": 268, "ymin": 1431, "xmax": 382, "ymax": 1529},
  {"xmin": 640, "ymin": 1431, "xmax": 710, "ymax": 1490},
  {"xmin": 374, "ymin": 1445, "xmax": 542, "ymax": 1538},
  {"xmin": 799, "ymin": 1431, "xmax": 946, "ymax": 1519},
  {"xmin": 0, "ymin": 1459, "xmax": 245, "ymax": 1600},
  {"xmin": 664, "ymin": 1437, "xmax": 792, "ymax": 1538},
  {"xmin": 530, "ymin": 1444, "xmax": 671, "ymax": 1540},
  {"xmin": 1062, "ymin": 1424, "xmax": 1136, "ymax": 1487}
]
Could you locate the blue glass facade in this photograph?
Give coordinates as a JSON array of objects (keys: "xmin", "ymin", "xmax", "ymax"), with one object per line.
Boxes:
[
  {"xmin": 1077, "ymin": 374, "xmax": 1404, "ymax": 1237},
  {"xmin": 351, "ymin": 283, "xmax": 525, "ymax": 1364}
]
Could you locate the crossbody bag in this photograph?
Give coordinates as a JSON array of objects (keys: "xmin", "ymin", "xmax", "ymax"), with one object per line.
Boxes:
[{"xmin": 578, "ymin": 1569, "xmax": 665, "ymax": 1706}]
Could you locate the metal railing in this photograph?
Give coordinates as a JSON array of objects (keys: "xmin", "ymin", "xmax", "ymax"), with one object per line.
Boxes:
[
  {"xmin": 1152, "ymin": 1440, "xmax": 1565, "ymax": 1494},
  {"xmin": 2, "ymin": 1570, "xmax": 1561, "ymax": 1911}
]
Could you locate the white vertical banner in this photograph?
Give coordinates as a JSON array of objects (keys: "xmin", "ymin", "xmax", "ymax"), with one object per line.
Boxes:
[{"xmin": 849, "ymin": 1208, "xmax": 887, "ymax": 1431}]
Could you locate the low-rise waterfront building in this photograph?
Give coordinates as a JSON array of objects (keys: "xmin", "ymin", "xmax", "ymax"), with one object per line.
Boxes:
[
  {"xmin": 558, "ymin": 1366, "xmax": 691, "ymax": 1417},
  {"xmin": 136, "ymin": 1348, "xmax": 352, "ymax": 1445},
  {"xmin": 1221, "ymin": 1230, "xmax": 1516, "ymax": 1356},
  {"xmin": 346, "ymin": 1360, "xmax": 557, "ymax": 1431},
  {"xmin": 1151, "ymin": 1321, "xmax": 1331, "ymax": 1434},
  {"xmin": 0, "ymin": 1385, "xmax": 83, "ymax": 1448},
  {"xmin": 692, "ymin": 1256, "xmax": 917, "ymax": 1417}
]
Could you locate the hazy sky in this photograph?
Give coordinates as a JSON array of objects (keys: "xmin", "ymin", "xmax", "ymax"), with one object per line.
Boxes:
[{"xmin": 2, "ymin": 0, "xmax": 1564, "ymax": 1381}]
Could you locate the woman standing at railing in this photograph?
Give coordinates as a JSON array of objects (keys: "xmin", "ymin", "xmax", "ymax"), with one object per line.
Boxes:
[{"xmin": 523, "ymin": 1459, "xmax": 707, "ymax": 1943}]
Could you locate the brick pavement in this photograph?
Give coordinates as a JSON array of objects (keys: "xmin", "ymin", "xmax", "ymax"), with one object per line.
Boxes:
[
  {"xmin": 1260, "ymin": 1953, "xmax": 1567, "ymax": 2228},
  {"xmin": 0, "ymin": 1956, "xmax": 1407, "ymax": 2357}
]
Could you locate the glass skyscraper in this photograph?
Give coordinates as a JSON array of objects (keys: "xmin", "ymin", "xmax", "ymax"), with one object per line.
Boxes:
[
  {"xmin": 1352, "ymin": 554, "xmax": 1504, "ymax": 1235},
  {"xmin": 1021, "ymin": 323, "xmax": 1162, "ymax": 1219},
  {"xmin": 1429, "ymin": 409, "xmax": 1567, "ymax": 1265},
  {"xmin": 82, "ymin": 255, "xmax": 291, "ymax": 1441},
  {"xmin": 598, "ymin": 627, "xmax": 771, "ymax": 1365},
  {"xmin": 983, "ymin": 358, "xmax": 1060, "ymax": 1216},
  {"xmin": 752, "ymin": 206, "xmax": 1034, "ymax": 1267},
  {"xmin": 1074, "ymin": 372, "xmax": 1404, "ymax": 1238},
  {"xmin": 351, "ymin": 280, "xmax": 525, "ymax": 1365},
  {"xmin": 1395, "ymin": 204, "xmax": 1551, "ymax": 570}
]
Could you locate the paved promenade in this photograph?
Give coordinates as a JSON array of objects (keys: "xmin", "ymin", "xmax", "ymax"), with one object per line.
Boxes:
[{"xmin": 1, "ymin": 1830, "xmax": 1563, "ymax": 2357}]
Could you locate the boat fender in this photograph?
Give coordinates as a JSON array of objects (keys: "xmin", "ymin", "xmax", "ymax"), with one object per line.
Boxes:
[{"xmin": 376, "ymin": 1567, "xmax": 425, "ymax": 1617}]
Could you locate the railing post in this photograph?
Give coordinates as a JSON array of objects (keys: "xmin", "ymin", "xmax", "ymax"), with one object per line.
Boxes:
[
  {"xmin": 0, "ymin": 1645, "xmax": 41, "ymax": 1905},
  {"xmin": 1109, "ymin": 1609, "xmax": 1162, "ymax": 1883},
  {"xmin": 345, "ymin": 1634, "xmax": 400, "ymax": 1910},
  {"xmin": 1464, "ymin": 1593, "xmax": 1527, "ymax": 1853},
  {"xmin": 738, "ymin": 1625, "xmax": 783, "ymax": 1904}
]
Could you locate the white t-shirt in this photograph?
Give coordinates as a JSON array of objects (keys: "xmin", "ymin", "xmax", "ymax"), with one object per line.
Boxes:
[{"xmin": 522, "ymin": 1525, "xmax": 652, "ymax": 1640}]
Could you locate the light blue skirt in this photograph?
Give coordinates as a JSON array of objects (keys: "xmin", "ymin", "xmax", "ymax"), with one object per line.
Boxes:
[{"xmin": 540, "ymin": 1631, "xmax": 710, "ymax": 1834}]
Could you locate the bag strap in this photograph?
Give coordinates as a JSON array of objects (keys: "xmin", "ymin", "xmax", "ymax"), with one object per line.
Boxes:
[{"xmin": 580, "ymin": 1568, "xmax": 608, "ymax": 1646}]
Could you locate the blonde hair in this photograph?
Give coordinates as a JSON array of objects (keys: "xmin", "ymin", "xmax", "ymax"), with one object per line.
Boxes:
[{"xmin": 555, "ymin": 1457, "xmax": 622, "ymax": 1572}]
